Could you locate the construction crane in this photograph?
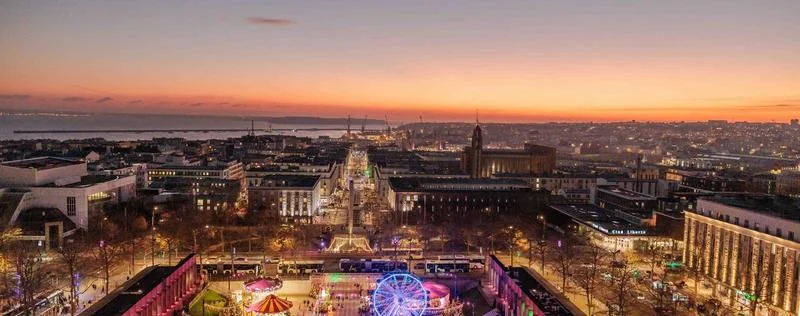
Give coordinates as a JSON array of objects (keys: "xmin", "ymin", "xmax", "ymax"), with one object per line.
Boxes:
[{"xmin": 362, "ymin": 115, "xmax": 367, "ymax": 134}]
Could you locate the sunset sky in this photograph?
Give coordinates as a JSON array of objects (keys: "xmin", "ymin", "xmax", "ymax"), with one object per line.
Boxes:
[{"xmin": 1, "ymin": 0, "xmax": 798, "ymax": 122}]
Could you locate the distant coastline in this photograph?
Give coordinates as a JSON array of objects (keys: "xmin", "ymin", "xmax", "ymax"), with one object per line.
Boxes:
[{"xmin": 0, "ymin": 108, "xmax": 387, "ymax": 125}]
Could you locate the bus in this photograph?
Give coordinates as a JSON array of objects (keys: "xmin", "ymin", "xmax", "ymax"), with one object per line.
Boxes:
[
  {"xmin": 383, "ymin": 247, "xmax": 424, "ymax": 260},
  {"xmin": 199, "ymin": 263, "xmax": 260, "ymax": 275},
  {"xmin": 339, "ymin": 259, "xmax": 408, "ymax": 272},
  {"xmin": 278, "ymin": 260, "xmax": 325, "ymax": 274},
  {"xmin": 437, "ymin": 255, "xmax": 485, "ymax": 270},
  {"xmin": 424, "ymin": 260, "xmax": 470, "ymax": 273}
]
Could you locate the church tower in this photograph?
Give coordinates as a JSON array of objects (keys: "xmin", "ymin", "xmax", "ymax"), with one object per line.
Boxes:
[{"xmin": 469, "ymin": 124, "xmax": 483, "ymax": 178}]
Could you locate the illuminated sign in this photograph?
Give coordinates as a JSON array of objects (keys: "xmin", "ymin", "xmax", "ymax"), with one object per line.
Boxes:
[{"xmin": 590, "ymin": 223, "xmax": 647, "ymax": 235}]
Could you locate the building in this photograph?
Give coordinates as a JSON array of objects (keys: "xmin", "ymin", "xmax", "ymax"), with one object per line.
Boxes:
[
  {"xmin": 0, "ymin": 156, "xmax": 88, "ymax": 187},
  {"xmin": 248, "ymin": 174, "xmax": 325, "ymax": 221},
  {"xmin": 149, "ymin": 177, "xmax": 245, "ymax": 212},
  {"xmin": 777, "ymin": 171, "xmax": 800, "ymax": 198},
  {"xmin": 462, "ymin": 125, "xmax": 555, "ymax": 178},
  {"xmin": 147, "ymin": 161, "xmax": 246, "ymax": 211},
  {"xmin": 547, "ymin": 204, "xmax": 659, "ymax": 251},
  {"xmin": 0, "ymin": 157, "xmax": 136, "ymax": 232},
  {"xmin": 683, "ymin": 196, "xmax": 800, "ymax": 315},
  {"xmin": 487, "ymin": 255, "xmax": 583, "ymax": 316},
  {"xmin": 529, "ymin": 175, "xmax": 598, "ymax": 194},
  {"xmin": 677, "ymin": 174, "xmax": 747, "ymax": 193},
  {"xmin": 247, "ymin": 163, "xmax": 341, "ymax": 221},
  {"xmin": 384, "ymin": 177, "xmax": 549, "ymax": 225},
  {"xmin": 752, "ymin": 174, "xmax": 778, "ymax": 195},
  {"xmin": 91, "ymin": 163, "xmax": 148, "ymax": 188},
  {"xmin": 368, "ymin": 149, "xmax": 463, "ymax": 175},
  {"xmin": 147, "ymin": 161, "xmax": 245, "ymax": 186},
  {"xmin": 593, "ymin": 185, "xmax": 657, "ymax": 225},
  {"xmin": 80, "ymin": 254, "xmax": 201, "ymax": 316},
  {"xmin": 599, "ymin": 177, "xmax": 670, "ymax": 198}
]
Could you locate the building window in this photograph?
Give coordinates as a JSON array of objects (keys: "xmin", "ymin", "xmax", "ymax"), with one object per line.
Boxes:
[
  {"xmin": 789, "ymin": 231, "xmax": 795, "ymax": 241},
  {"xmin": 67, "ymin": 196, "xmax": 76, "ymax": 216},
  {"xmin": 744, "ymin": 220, "xmax": 749, "ymax": 228}
]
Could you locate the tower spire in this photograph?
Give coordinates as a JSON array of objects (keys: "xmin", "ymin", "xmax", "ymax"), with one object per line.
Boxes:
[{"xmin": 475, "ymin": 108, "xmax": 479, "ymax": 125}]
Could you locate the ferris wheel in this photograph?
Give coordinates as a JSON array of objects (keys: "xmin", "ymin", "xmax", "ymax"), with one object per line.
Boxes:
[{"xmin": 372, "ymin": 273, "xmax": 428, "ymax": 316}]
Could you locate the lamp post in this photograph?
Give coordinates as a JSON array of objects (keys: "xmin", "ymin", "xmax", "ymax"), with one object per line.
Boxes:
[
  {"xmin": 151, "ymin": 206, "xmax": 157, "ymax": 267},
  {"xmin": 508, "ymin": 226, "xmax": 515, "ymax": 267},
  {"xmin": 537, "ymin": 214, "xmax": 546, "ymax": 273},
  {"xmin": 537, "ymin": 214, "xmax": 546, "ymax": 240}
]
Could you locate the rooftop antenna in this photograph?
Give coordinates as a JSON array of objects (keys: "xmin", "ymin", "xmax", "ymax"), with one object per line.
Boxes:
[
  {"xmin": 384, "ymin": 114, "xmax": 391, "ymax": 134},
  {"xmin": 250, "ymin": 119, "xmax": 255, "ymax": 136},
  {"xmin": 475, "ymin": 108, "xmax": 479, "ymax": 124}
]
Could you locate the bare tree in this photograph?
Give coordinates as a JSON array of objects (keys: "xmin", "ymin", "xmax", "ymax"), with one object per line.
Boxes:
[
  {"xmin": 611, "ymin": 261, "xmax": 637, "ymax": 316},
  {"xmin": 574, "ymin": 242, "xmax": 607, "ymax": 315},
  {"xmin": 643, "ymin": 268, "xmax": 673, "ymax": 314},
  {"xmin": 6, "ymin": 240, "xmax": 51, "ymax": 309},
  {"xmin": 92, "ymin": 240, "xmax": 124, "ymax": 295},
  {"xmin": 550, "ymin": 238, "xmax": 579, "ymax": 294},
  {"xmin": 0, "ymin": 228, "xmax": 22, "ymax": 300},
  {"xmin": 56, "ymin": 235, "xmax": 89, "ymax": 316},
  {"xmin": 90, "ymin": 220, "xmax": 125, "ymax": 295},
  {"xmin": 639, "ymin": 243, "xmax": 663, "ymax": 277}
]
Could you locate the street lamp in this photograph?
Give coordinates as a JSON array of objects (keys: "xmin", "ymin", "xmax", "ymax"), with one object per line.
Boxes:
[{"xmin": 151, "ymin": 206, "xmax": 157, "ymax": 267}]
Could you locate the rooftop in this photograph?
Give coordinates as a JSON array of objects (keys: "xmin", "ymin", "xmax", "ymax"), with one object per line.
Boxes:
[
  {"xmin": 1, "ymin": 157, "xmax": 82, "ymax": 170},
  {"xmin": 258, "ymin": 174, "xmax": 320, "ymax": 188},
  {"xmin": 388, "ymin": 177, "xmax": 531, "ymax": 192},
  {"xmin": 39, "ymin": 175, "xmax": 125, "ymax": 188},
  {"xmin": 81, "ymin": 256, "xmax": 193, "ymax": 316},
  {"xmin": 490, "ymin": 255, "xmax": 578, "ymax": 316},
  {"xmin": 704, "ymin": 195, "xmax": 800, "ymax": 223},
  {"xmin": 149, "ymin": 164, "xmax": 237, "ymax": 170},
  {"xmin": 596, "ymin": 185, "xmax": 655, "ymax": 200},
  {"xmin": 550, "ymin": 204, "xmax": 651, "ymax": 236},
  {"xmin": 14, "ymin": 207, "xmax": 77, "ymax": 235}
]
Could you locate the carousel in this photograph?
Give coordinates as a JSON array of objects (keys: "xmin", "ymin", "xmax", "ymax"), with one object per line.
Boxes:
[
  {"xmin": 423, "ymin": 281, "xmax": 451, "ymax": 311},
  {"xmin": 247, "ymin": 294, "xmax": 293, "ymax": 316},
  {"xmin": 244, "ymin": 277, "xmax": 283, "ymax": 295},
  {"xmin": 239, "ymin": 277, "xmax": 292, "ymax": 316}
]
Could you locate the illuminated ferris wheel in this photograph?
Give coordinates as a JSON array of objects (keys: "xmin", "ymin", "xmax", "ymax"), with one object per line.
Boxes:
[{"xmin": 372, "ymin": 273, "xmax": 428, "ymax": 316}]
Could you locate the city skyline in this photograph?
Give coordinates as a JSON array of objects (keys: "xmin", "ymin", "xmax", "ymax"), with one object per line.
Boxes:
[{"xmin": 2, "ymin": 0, "xmax": 799, "ymax": 122}]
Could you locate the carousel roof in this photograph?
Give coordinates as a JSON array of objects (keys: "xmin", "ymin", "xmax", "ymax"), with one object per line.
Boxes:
[
  {"xmin": 422, "ymin": 281, "xmax": 450, "ymax": 300},
  {"xmin": 248, "ymin": 294, "xmax": 293, "ymax": 314},
  {"xmin": 244, "ymin": 277, "xmax": 282, "ymax": 293}
]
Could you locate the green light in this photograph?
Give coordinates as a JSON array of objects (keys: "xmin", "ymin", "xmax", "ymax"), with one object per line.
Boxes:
[
  {"xmin": 666, "ymin": 261, "xmax": 682, "ymax": 268},
  {"xmin": 328, "ymin": 273, "xmax": 343, "ymax": 283},
  {"xmin": 736, "ymin": 290, "xmax": 756, "ymax": 302}
]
